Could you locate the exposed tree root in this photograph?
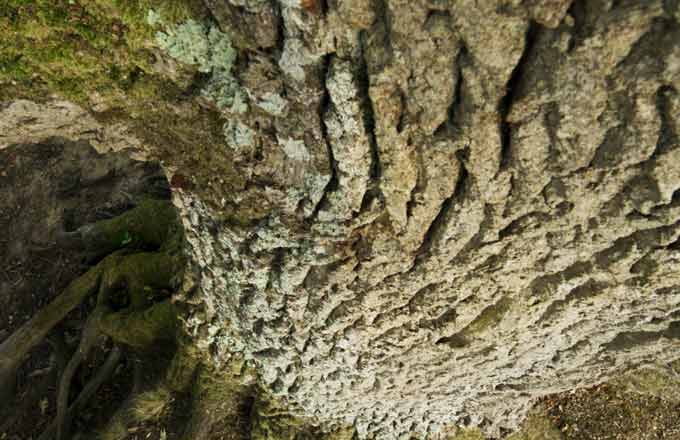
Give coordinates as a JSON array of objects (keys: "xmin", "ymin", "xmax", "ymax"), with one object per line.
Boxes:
[
  {"xmin": 96, "ymin": 345, "xmax": 198, "ymax": 440},
  {"xmin": 56, "ymin": 199, "xmax": 182, "ymax": 260},
  {"xmin": 39, "ymin": 345, "xmax": 123, "ymax": 440},
  {"xmin": 56, "ymin": 308, "xmax": 108, "ymax": 440},
  {"xmin": 0, "ymin": 199, "xmax": 185, "ymax": 439},
  {"xmin": 0, "ymin": 261, "xmax": 104, "ymax": 413}
]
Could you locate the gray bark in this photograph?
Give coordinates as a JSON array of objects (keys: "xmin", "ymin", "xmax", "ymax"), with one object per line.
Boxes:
[
  {"xmin": 170, "ymin": 1, "xmax": 680, "ymax": 438},
  {"xmin": 2, "ymin": 1, "xmax": 680, "ymax": 438}
]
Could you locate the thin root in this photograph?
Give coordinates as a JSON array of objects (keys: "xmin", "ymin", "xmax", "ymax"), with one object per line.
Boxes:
[
  {"xmin": 56, "ymin": 308, "xmax": 107, "ymax": 440},
  {"xmin": 39, "ymin": 345, "xmax": 122, "ymax": 440}
]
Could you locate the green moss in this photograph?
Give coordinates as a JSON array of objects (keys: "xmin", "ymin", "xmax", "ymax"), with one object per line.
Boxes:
[
  {"xmin": 248, "ymin": 393, "xmax": 358, "ymax": 440},
  {"xmin": 463, "ymin": 297, "xmax": 512, "ymax": 336},
  {"xmin": 84, "ymin": 199, "xmax": 183, "ymax": 256},
  {"xmin": 447, "ymin": 428, "xmax": 487, "ymax": 440},
  {"xmin": 506, "ymin": 413, "xmax": 563, "ymax": 440},
  {"xmin": 612, "ymin": 366, "xmax": 680, "ymax": 403},
  {"xmin": 99, "ymin": 300, "xmax": 178, "ymax": 349},
  {"xmin": 0, "ymin": 0, "xmax": 205, "ymax": 103}
]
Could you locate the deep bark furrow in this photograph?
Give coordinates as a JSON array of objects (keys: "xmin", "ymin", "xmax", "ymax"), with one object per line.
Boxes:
[
  {"xmin": 413, "ymin": 157, "xmax": 468, "ymax": 262},
  {"xmin": 654, "ymin": 85, "xmax": 678, "ymax": 155},
  {"xmin": 498, "ymin": 21, "xmax": 539, "ymax": 173},
  {"xmin": 358, "ymin": 31, "xmax": 382, "ymax": 184},
  {"xmin": 310, "ymin": 54, "xmax": 338, "ymax": 220}
]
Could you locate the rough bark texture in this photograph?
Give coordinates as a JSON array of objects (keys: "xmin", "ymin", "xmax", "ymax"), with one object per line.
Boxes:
[
  {"xmin": 175, "ymin": 0, "xmax": 680, "ymax": 437},
  {"xmin": 2, "ymin": 0, "xmax": 680, "ymax": 438}
]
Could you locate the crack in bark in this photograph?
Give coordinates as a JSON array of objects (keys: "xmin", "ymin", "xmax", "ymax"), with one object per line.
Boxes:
[
  {"xmin": 413, "ymin": 152, "xmax": 469, "ymax": 261},
  {"xmin": 539, "ymin": 279, "xmax": 610, "ymax": 323},
  {"xmin": 420, "ymin": 307, "xmax": 458, "ymax": 331},
  {"xmin": 435, "ymin": 297, "xmax": 512, "ymax": 348},
  {"xmin": 654, "ymin": 85, "xmax": 678, "ymax": 156},
  {"xmin": 310, "ymin": 54, "xmax": 338, "ymax": 220},
  {"xmin": 566, "ymin": 0, "xmax": 588, "ymax": 53},
  {"xmin": 528, "ymin": 260, "xmax": 594, "ymax": 299},
  {"xmin": 405, "ymin": 142, "xmax": 423, "ymax": 221},
  {"xmin": 498, "ymin": 21, "xmax": 539, "ymax": 174},
  {"xmin": 603, "ymin": 320, "xmax": 680, "ymax": 351},
  {"xmin": 593, "ymin": 220, "xmax": 680, "ymax": 271},
  {"xmin": 498, "ymin": 210, "xmax": 551, "ymax": 240},
  {"xmin": 590, "ymin": 91, "xmax": 639, "ymax": 169},
  {"xmin": 395, "ymin": 88, "xmax": 407, "ymax": 134},
  {"xmin": 274, "ymin": 0, "xmax": 285, "ymax": 53},
  {"xmin": 544, "ymin": 101, "xmax": 561, "ymax": 171},
  {"xmin": 358, "ymin": 31, "xmax": 381, "ymax": 183},
  {"xmin": 434, "ymin": 45, "xmax": 465, "ymax": 137},
  {"xmin": 266, "ymin": 248, "xmax": 287, "ymax": 291},
  {"xmin": 449, "ymin": 46, "xmax": 466, "ymax": 129},
  {"xmin": 318, "ymin": 0, "xmax": 329, "ymax": 16}
]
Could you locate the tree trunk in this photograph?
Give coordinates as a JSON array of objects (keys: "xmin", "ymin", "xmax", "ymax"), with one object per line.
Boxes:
[
  {"xmin": 175, "ymin": 0, "xmax": 680, "ymax": 437},
  {"xmin": 2, "ymin": 0, "xmax": 680, "ymax": 439}
]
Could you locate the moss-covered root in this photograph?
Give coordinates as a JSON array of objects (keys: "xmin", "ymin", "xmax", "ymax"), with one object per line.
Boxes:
[
  {"xmin": 61, "ymin": 199, "xmax": 183, "ymax": 258},
  {"xmin": 1, "ymin": 200, "xmax": 182, "ymax": 373},
  {"xmin": 0, "ymin": 247, "xmax": 169, "ymax": 407},
  {"xmin": 99, "ymin": 300, "xmax": 178, "ymax": 350},
  {"xmin": 98, "ymin": 251, "xmax": 181, "ymax": 309},
  {"xmin": 58, "ymin": 249, "xmax": 179, "ymax": 437},
  {"xmin": 0, "ymin": 248, "xmax": 179, "ymax": 419},
  {"xmin": 0, "ymin": 200, "xmax": 185, "ymax": 434}
]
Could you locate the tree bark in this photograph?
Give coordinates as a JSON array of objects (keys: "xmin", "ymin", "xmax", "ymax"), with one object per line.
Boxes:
[
  {"xmin": 174, "ymin": 1, "xmax": 680, "ymax": 437},
  {"xmin": 1, "ymin": 0, "xmax": 680, "ymax": 438}
]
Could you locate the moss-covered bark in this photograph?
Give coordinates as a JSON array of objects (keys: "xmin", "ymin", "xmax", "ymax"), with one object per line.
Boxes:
[
  {"xmin": 0, "ymin": 0, "xmax": 204, "ymax": 104},
  {"xmin": 99, "ymin": 300, "xmax": 178, "ymax": 349}
]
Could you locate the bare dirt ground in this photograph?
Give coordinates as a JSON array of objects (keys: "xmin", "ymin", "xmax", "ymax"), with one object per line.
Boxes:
[{"xmin": 538, "ymin": 383, "xmax": 680, "ymax": 440}]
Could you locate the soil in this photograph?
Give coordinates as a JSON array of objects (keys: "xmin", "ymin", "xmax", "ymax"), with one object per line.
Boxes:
[{"xmin": 537, "ymin": 383, "xmax": 680, "ymax": 440}]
